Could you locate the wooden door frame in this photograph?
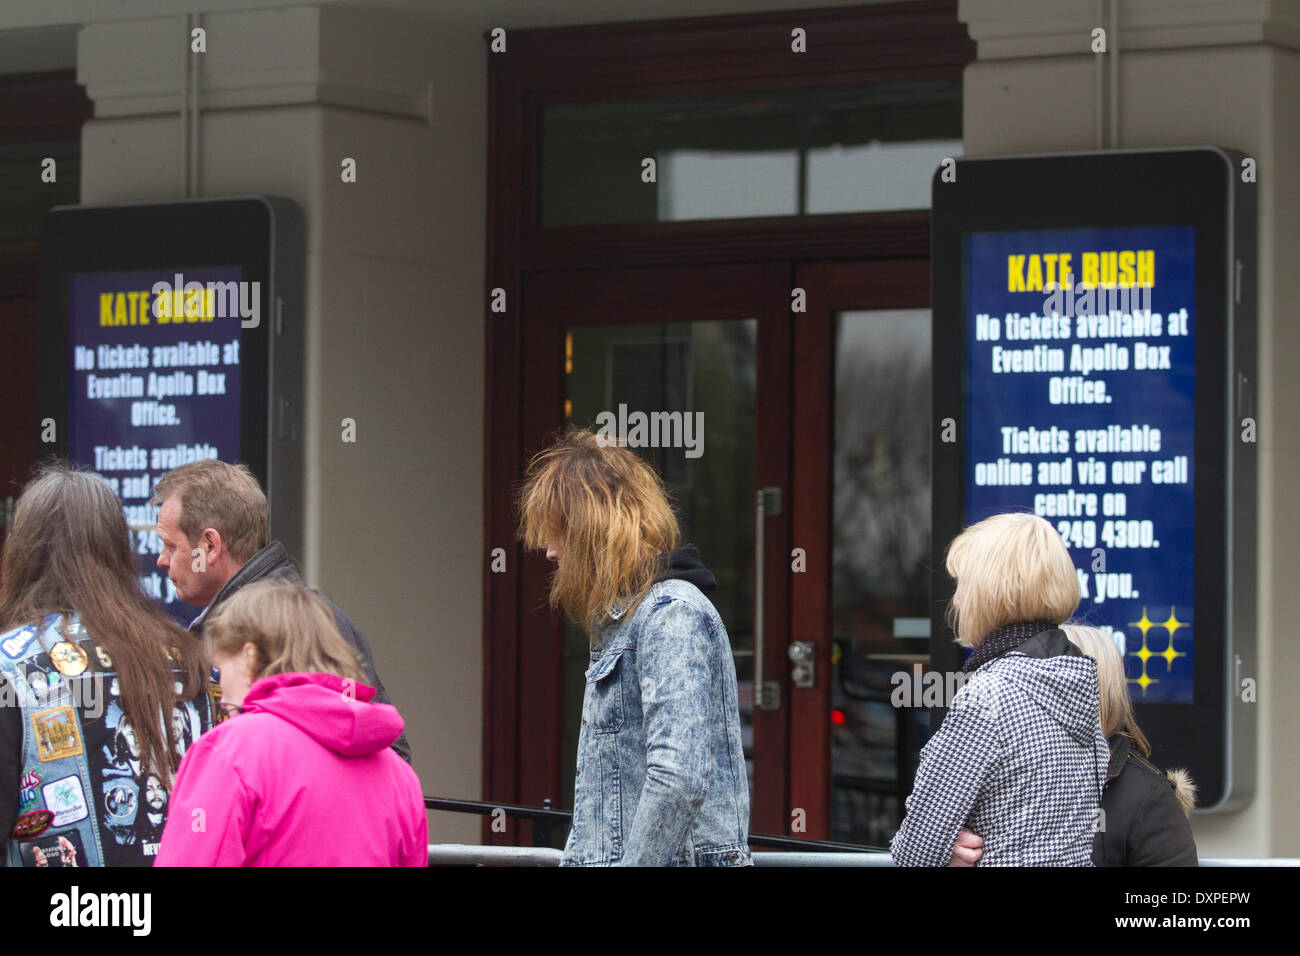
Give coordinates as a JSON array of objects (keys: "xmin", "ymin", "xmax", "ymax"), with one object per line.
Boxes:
[
  {"xmin": 0, "ymin": 69, "xmax": 92, "ymax": 300},
  {"xmin": 514, "ymin": 262, "xmax": 793, "ymax": 841},
  {"xmin": 482, "ymin": 1, "xmax": 973, "ymax": 841},
  {"xmin": 789, "ymin": 259, "xmax": 931, "ymax": 840},
  {"xmin": 0, "ymin": 70, "xmax": 91, "ymax": 561}
]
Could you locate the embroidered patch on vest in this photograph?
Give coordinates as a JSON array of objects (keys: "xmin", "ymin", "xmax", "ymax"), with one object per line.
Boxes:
[
  {"xmin": 42, "ymin": 774, "xmax": 89, "ymax": 827},
  {"xmin": 1, "ymin": 626, "xmax": 38, "ymax": 659},
  {"xmin": 10, "ymin": 809, "xmax": 54, "ymax": 840},
  {"xmin": 49, "ymin": 642, "xmax": 89, "ymax": 677},
  {"xmin": 31, "ymin": 705, "xmax": 84, "ymax": 761},
  {"xmin": 18, "ymin": 770, "xmax": 42, "ymax": 810},
  {"xmin": 209, "ymin": 684, "xmax": 230, "ymax": 724},
  {"xmin": 20, "ymin": 831, "xmax": 84, "ymax": 867}
]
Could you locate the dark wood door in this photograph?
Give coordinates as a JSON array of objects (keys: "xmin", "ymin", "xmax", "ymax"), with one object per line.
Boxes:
[
  {"xmin": 0, "ymin": 259, "xmax": 40, "ymax": 566},
  {"xmin": 518, "ymin": 262, "xmax": 795, "ymax": 836},
  {"xmin": 789, "ymin": 259, "xmax": 931, "ymax": 843}
]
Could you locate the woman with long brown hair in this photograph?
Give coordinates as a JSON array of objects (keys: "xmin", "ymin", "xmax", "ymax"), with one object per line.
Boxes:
[
  {"xmin": 519, "ymin": 429, "xmax": 751, "ymax": 866},
  {"xmin": 0, "ymin": 464, "xmax": 212, "ymax": 866}
]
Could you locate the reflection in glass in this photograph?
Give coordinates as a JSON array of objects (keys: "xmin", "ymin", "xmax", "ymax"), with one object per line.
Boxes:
[
  {"xmin": 541, "ymin": 82, "xmax": 961, "ymax": 226},
  {"xmin": 830, "ymin": 310, "xmax": 932, "ymax": 847},
  {"xmin": 562, "ymin": 320, "xmax": 758, "ymax": 807}
]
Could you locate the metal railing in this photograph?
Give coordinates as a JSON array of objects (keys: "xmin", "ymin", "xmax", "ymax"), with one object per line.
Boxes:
[
  {"xmin": 425, "ymin": 844, "xmax": 1300, "ymax": 867},
  {"xmin": 424, "ymin": 796, "xmax": 885, "ymax": 853},
  {"xmin": 424, "ymin": 796, "xmax": 1300, "ymax": 867}
]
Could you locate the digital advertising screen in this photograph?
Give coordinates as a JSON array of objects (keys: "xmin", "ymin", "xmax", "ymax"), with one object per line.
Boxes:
[
  {"xmin": 931, "ymin": 149, "xmax": 1256, "ymax": 809},
  {"xmin": 964, "ymin": 226, "xmax": 1196, "ymax": 702},
  {"xmin": 65, "ymin": 266, "xmax": 248, "ymax": 619},
  {"xmin": 40, "ymin": 198, "xmax": 304, "ymax": 627}
]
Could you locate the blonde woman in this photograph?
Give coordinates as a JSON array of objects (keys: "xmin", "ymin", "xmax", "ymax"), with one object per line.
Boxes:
[
  {"xmin": 519, "ymin": 429, "xmax": 751, "ymax": 866},
  {"xmin": 1061, "ymin": 625, "xmax": 1197, "ymax": 866},
  {"xmin": 890, "ymin": 512, "xmax": 1107, "ymax": 866}
]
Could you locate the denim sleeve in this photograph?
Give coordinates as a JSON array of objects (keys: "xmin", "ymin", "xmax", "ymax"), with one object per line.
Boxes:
[
  {"xmin": 890, "ymin": 679, "xmax": 1001, "ymax": 867},
  {"xmin": 620, "ymin": 600, "xmax": 713, "ymax": 866}
]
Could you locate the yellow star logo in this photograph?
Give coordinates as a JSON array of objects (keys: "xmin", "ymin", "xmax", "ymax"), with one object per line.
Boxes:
[
  {"xmin": 1131, "ymin": 609, "xmax": 1154, "ymax": 640},
  {"xmin": 1156, "ymin": 607, "xmax": 1187, "ymax": 671},
  {"xmin": 1126, "ymin": 605, "xmax": 1190, "ymax": 694},
  {"xmin": 1162, "ymin": 607, "xmax": 1186, "ymax": 636},
  {"xmin": 1128, "ymin": 608, "xmax": 1159, "ymax": 695}
]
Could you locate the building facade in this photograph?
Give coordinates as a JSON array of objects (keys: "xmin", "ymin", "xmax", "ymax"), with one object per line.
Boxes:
[{"xmin": 0, "ymin": 0, "xmax": 1296, "ymax": 857}]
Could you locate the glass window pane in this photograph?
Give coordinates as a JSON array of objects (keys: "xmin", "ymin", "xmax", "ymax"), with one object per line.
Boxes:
[
  {"xmin": 540, "ymin": 81, "xmax": 961, "ymax": 226},
  {"xmin": 829, "ymin": 309, "xmax": 932, "ymax": 847}
]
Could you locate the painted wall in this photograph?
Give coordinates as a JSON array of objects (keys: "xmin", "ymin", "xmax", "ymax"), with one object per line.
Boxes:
[{"xmin": 73, "ymin": 5, "xmax": 487, "ymax": 842}]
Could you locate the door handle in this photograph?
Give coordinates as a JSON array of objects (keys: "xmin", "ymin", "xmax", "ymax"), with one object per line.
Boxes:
[
  {"xmin": 788, "ymin": 640, "xmax": 815, "ymax": 689},
  {"xmin": 754, "ymin": 487, "xmax": 782, "ymax": 710}
]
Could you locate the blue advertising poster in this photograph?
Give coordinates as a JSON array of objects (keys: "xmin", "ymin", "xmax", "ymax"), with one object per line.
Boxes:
[
  {"xmin": 964, "ymin": 227, "xmax": 1195, "ymax": 703},
  {"xmin": 66, "ymin": 267, "xmax": 245, "ymax": 625}
]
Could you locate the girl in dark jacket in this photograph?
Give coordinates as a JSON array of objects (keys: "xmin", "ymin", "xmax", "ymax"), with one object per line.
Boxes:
[{"xmin": 1061, "ymin": 625, "xmax": 1198, "ymax": 866}]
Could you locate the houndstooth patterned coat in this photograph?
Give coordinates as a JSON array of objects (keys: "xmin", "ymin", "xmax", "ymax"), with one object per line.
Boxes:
[{"xmin": 891, "ymin": 629, "xmax": 1108, "ymax": 866}]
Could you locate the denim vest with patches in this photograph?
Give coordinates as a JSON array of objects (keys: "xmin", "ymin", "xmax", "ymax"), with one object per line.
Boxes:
[{"xmin": 2, "ymin": 613, "xmax": 214, "ymax": 867}]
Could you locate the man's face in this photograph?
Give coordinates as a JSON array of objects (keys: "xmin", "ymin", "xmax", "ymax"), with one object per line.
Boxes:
[
  {"xmin": 156, "ymin": 495, "xmax": 218, "ymax": 606},
  {"xmin": 145, "ymin": 776, "xmax": 166, "ymax": 812},
  {"xmin": 171, "ymin": 708, "xmax": 191, "ymax": 748},
  {"xmin": 118, "ymin": 720, "xmax": 139, "ymax": 760}
]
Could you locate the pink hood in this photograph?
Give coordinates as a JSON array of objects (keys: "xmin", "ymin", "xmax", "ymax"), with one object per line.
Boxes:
[
  {"xmin": 155, "ymin": 671, "xmax": 427, "ymax": 866},
  {"xmin": 241, "ymin": 672, "xmax": 405, "ymax": 756}
]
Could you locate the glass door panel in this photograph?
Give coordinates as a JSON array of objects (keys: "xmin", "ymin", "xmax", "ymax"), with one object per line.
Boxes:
[
  {"xmin": 521, "ymin": 262, "xmax": 792, "ymax": 838},
  {"xmin": 563, "ymin": 319, "xmax": 758, "ymax": 796},
  {"xmin": 788, "ymin": 259, "xmax": 930, "ymax": 845},
  {"xmin": 830, "ymin": 308, "xmax": 932, "ymax": 847}
]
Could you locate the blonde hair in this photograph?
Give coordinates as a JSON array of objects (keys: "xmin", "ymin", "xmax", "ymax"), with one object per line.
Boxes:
[
  {"xmin": 945, "ymin": 512, "xmax": 1079, "ymax": 647},
  {"xmin": 1061, "ymin": 623, "xmax": 1151, "ymax": 757},
  {"xmin": 204, "ymin": 580, "xmax": 364, "ymax": 683},
  {"xmin": 518, "ymin": 428, "xmax": 682, "ymax": 638}
]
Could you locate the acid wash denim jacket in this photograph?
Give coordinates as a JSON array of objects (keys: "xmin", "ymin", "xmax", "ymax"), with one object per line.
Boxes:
[{"xmin": 561, "ymin": 578, "xmax": 752, "ymax": 866}]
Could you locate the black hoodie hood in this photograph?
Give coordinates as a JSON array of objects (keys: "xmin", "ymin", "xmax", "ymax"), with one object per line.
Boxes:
[{"xmin": 655, "ymin": 544, "xmax": 717, "ymax": 594}]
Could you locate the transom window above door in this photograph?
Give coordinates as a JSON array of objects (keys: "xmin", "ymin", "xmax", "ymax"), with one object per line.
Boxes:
[{"xmin": 540, "ymin": 80, "xmax": 962, "ymax": 226}]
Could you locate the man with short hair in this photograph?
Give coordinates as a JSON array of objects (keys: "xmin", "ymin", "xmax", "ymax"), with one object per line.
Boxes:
[{"xmin": 152, "ymin": 459, "xmax": 411, "ymax": 762}]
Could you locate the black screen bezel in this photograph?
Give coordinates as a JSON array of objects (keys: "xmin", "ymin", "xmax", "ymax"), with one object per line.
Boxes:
[
  {"xmin": 39, "ymin": 198, "xmax": 274, "ymax": 490},
  {"xmin": 931, "ymin": 149, "xmax": 1233, "ymax": 805}
]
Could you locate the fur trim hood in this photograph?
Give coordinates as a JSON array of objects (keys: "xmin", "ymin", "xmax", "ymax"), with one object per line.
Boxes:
[{"xmin": 1165, "ymin": 767, "xmax": 1197, "ymax": 818}]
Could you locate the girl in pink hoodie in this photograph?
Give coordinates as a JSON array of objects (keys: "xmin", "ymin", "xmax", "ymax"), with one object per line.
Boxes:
[{"xmin": 156, "ymin": 580, "xmax": 426, "ymax": 866}]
